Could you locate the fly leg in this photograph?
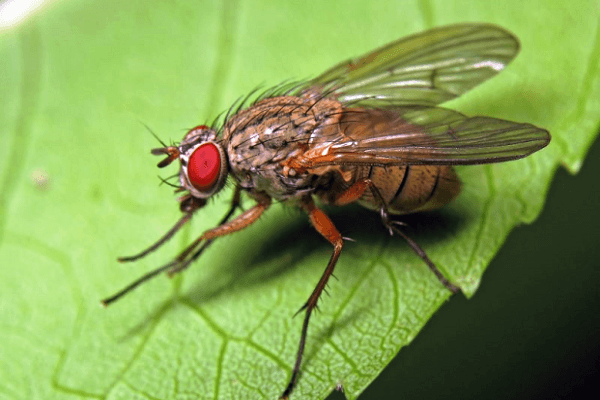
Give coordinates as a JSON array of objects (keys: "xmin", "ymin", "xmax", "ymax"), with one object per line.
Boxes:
[
  {"xmin": 281, "ymin": 197, "xmax": 344, "ymax": 399},
  {"xmin": 101, "ymin": 187, "xmax": 264, "ymax": 305},
  {"xmin": 167, "ymin": 193, "xmax": 271, "ymax": 276},
  {"xmin": 381, "ymin": 217, "xmax": 460, "ymax": 293},
  {"xmin": 117, "ymin": 194, "xmax": 208, "ymax": 263},
  {"xmin": 334, "ymin": 178, "xmax": 460, "ymax": 294},
  {"xmin": 166, "ymin": 186, "xmax": 247, "ymax": 276}
]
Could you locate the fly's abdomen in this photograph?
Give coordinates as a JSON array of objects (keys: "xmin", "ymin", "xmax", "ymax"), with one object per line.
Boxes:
[{"xmin": 358, "ymin": 165, "xmax": 461, "ymax": 215}]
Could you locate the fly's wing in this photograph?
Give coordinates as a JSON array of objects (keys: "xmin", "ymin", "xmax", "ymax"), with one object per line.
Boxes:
[
  {"xmin": 310, "ymin": 24, "xmax": 519, "ymax": 107},
  {"xmin": 301, "ymin": 107, "xmax": 550, "ymax": 167}
]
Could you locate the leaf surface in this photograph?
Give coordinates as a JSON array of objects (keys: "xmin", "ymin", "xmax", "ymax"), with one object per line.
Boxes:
[{"xmin": 0, "ymin": 1, "xmax": 599, "ymax": 399}]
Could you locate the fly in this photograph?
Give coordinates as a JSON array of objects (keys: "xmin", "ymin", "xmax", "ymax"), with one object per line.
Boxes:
[{"xmin": 102, "ymin": 23, "xmax": 550, "ymax": 398}]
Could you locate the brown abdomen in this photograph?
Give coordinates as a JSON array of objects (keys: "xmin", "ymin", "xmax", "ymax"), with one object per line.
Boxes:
[{"xmin": 358, "ymin": 165, "xmax": 461, "ymax": 215}]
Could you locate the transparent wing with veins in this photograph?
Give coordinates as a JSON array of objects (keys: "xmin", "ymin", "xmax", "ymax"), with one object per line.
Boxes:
[
  {"xmin": 308, "ymin": 23, "xmax": 520, "ymax": 108},
  {"xmin": 289, "ymin": 107, "xmax": 550, "ymax": 170},
  {"xmin": 281, "ymin": 24, "xmax": 549, "ymax": 169}
]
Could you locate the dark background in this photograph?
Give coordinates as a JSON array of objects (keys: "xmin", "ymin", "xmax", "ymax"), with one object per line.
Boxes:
[{"xmin": 328, "ymin": 133, "xmax": 600, "ymax": 400}]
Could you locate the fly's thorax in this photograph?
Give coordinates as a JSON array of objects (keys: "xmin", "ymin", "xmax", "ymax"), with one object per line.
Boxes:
[
  {"xmin": 223, "ymin": 94, "xmax": 344, "ymax": 200},
  {"xmin": 177, "ymin": 125, "xmax": 229, "ymax": 199}
]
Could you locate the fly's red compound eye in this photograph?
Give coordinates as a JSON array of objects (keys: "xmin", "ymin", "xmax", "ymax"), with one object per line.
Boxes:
[{"xmin": 187, "ymin": 143, "xmax": 222, "ymax": 192}]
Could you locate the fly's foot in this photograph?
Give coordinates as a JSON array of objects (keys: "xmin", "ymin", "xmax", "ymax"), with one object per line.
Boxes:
[
  {"xmin": 379, "ymin": 206, "xmax": 407, "ymax": 236},
  {"xmin": 379, "ymin": 207, "xmax": 460, "ymax": 294}
]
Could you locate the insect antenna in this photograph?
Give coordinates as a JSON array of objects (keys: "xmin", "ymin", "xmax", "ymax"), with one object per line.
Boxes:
[{"xmin": 151, "ymin": 146, "xmax": 180, "ymax": 168}]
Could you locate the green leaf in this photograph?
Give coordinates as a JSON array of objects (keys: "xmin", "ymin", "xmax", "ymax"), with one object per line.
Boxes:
[{"xmin": 1, "ymin": 1, "xmax": 599, "ymax": 399}]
